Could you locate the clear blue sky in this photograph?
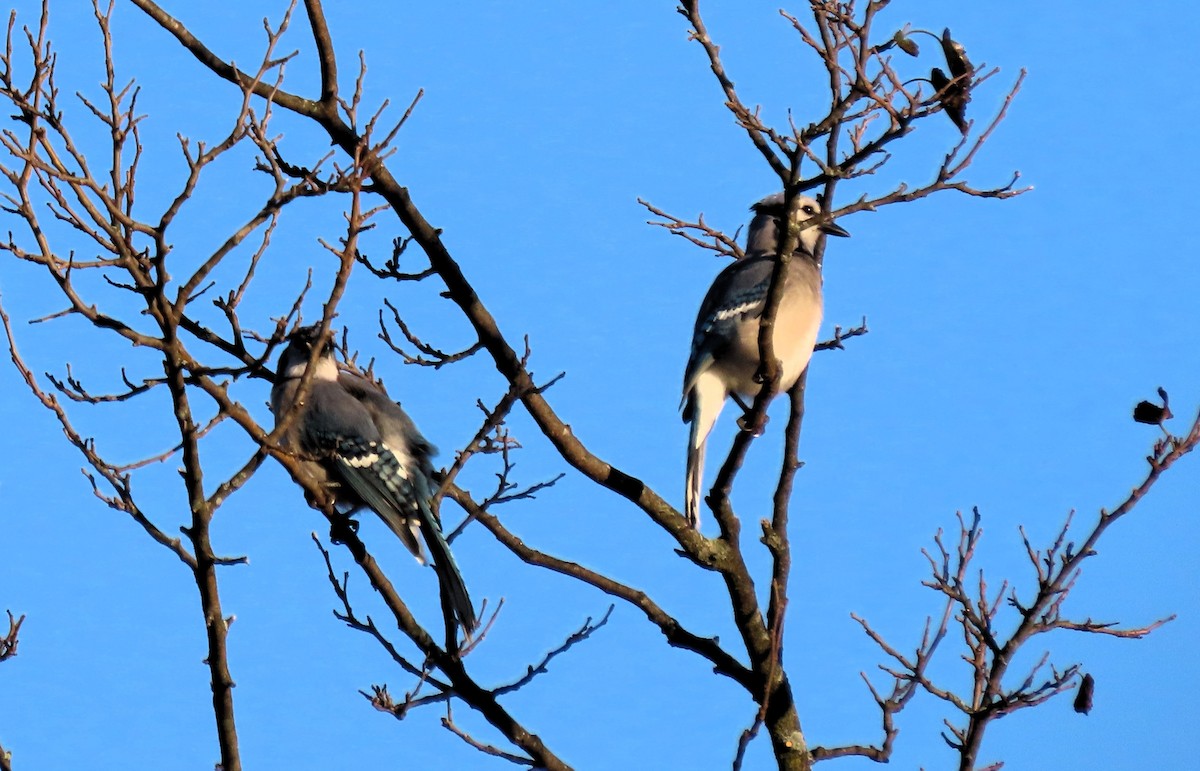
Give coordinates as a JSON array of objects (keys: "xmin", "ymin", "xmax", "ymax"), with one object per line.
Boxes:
[{"xmin": 1, "ymin": 2, "xmax": 1196, "ymax": 769}]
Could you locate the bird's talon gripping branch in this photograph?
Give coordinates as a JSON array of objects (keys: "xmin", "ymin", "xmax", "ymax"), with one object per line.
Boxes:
[
  {"xmin": 328, "ymin": 513, "xmax": 360, "ymax": 545},
  {"xmin": 736, "ymin": 412, "xmax": 768, "ymax": 435}
]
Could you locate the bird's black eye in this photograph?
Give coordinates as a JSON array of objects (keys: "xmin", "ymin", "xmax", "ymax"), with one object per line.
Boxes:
[{"xmin": 802, "ymin": 205, "xmax": 815, "ymax": 214}]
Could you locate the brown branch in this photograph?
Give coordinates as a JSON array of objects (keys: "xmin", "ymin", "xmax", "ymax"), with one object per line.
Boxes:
[
  {"xmin": 813, "ymin": 318, "xmax": 869, "ymax": 352},
  {"xmin": 113, "ymin": 412, "xmax": 226, "ymax": 473},
  {"xmin": 1050, "ymin": 616, "xmax": 1175, "ymax": 638},
  {"xmin": 327, "ymin": 518, "xmax": 569, "ymax": 769},
  {"xmin": 473, "ymin": 433, "xmax": 565, "ymax": 511},
  {"xmin": 438, "ymin": 382, "xmax": 522, "ymax": 516},
  {"xmin": 356, "ymin": 234, "xmax": 436, "ymax": 281},
  {"xmin": 0, "ymin": 297, "xmax": 198, "ymax": 569},
  {"xmin": 815, "ymin": 602, "xmax": 954, "ymax": 763},
  {"xmin": 733, "ymin": 579, "xmax": 788, "ymax": 770},
  {"xmin": 0, "ymin": 610, "xmax": 24, "ymax": 771},
  {"xmin": 127, "ymin": 0, "xmax": 317, "ymax": 118},
  {"xmin": 0, "ymin": 610, "xmax": 24, "ymax": 662},
  {"xmin": 313, "ymin": 535, "xmax": 453, "ymax": 692},
  {"xmin": 442, "ymin": 704, "xmax": 535, "ymax": 767},
  {"xmin": 678, "ymin": 0, "xmax": 789, "ymax": 179},
  {"xmin": 491, "ymin": 606, "xmax": 614, "ymax": 698},
  {"xmin": 379, "ymin": 299, "xmax": 482, "ymax": 369},
  {"xmin": 639, "ymin": 197, "xmax": 744, "ymax": 259},
  {"xmin": 447, "ymin": 483, "xmax": 756, "ymax": 692},
  {"xmin": 44, "ymin": 363, "xmax": 160, "ymax": 403},
  {"xmin": 156, "ymin": 305, "xmax": 243, "ymax": 771},
  {"xmin": 360, "ymin": 602, "xmax": 614, "ymax": 715}
]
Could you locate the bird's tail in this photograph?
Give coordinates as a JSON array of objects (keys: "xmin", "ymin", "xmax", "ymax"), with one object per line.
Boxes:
[
  {"xmin": 685, "ymin": 417, "xmax": 706, "ymax": 528},
  {"xmin": 414, "ymin": 497, "xmax": 478, "ymax": 634},
  {"xmin": 684, "ymin": 374, "xmax": 725, "ymax": 529}
]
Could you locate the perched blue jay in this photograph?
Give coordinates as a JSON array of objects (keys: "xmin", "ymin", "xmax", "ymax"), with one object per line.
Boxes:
[
  {"xmin": 272, "ymin": 325, "xmax": 477, "ymax": 632},
  {"xmin": 682, "ymin": 194, "xmax": 849, "ymax": 527}
]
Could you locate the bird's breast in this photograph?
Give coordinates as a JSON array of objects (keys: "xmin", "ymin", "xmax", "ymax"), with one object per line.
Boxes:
[{"xmin": 718, "ymin": 261, "xmax": 823, "ymax": 395}]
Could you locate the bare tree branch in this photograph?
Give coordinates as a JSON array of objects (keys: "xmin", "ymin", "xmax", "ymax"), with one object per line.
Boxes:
[
  {"xmin": 0, "ymin": 611, "xmax": 24, "ymax": 663},
  {"xmin": 854, "ymin": 400, "xmax": 1200, "ymax": 769}
]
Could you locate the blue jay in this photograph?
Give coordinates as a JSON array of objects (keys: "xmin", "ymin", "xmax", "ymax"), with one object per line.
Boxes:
[
  {"xmin": 272, "ymin": 325, "xmax": 477, "ymax": 632},
  {"xmin": 682, "ymin": 194, "xmax": 849, "ymax": 527}
]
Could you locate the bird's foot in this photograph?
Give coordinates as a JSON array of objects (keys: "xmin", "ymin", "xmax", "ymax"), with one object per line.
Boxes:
[
  {"xmin": 329, "ymin": 514, "xmax": 361, "ymax": 545},
  {"xmin": 730, "ymin": 393, "xmax": 767, "ymax": 435},
  {"xmin": 736, "ymin": 412, "xmax": 768, "ymax": 436}
]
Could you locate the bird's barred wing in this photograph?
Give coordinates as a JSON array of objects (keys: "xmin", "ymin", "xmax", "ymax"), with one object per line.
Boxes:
[{"xmin": 326, "ymin": 436, "xmax": 424, "ymax": 557}]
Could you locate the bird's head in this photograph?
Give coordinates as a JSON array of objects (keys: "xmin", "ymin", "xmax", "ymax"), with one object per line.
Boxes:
[
  {"xmin": 276, "ymin": 324, "xmax": 339, "ymax": 381},
  {"xmin": 747, "ymin": 192, "xmax": 850, "ymax": 258}
]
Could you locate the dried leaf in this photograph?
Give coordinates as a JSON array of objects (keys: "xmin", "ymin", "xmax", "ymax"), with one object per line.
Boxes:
[
  {"xmin": 1133, "ymin": 387, "xmax": 1172, "ymax": 425},
  {"xmin": 893, "ymin": 30, "xmax": 919, "ymax": 57},
  {"xmin": 931, "ymin": 67, "xmax": 970, "ymax": 134},
  {"xmin": 941, "ymin": 28, "xmax": 974, "ymax": 79},
  {"xmin": 1074, "ymin": 673, "xmax": 1095, "ymax": 715},
  {"xmin": 1133, "ymin": 401, "xmax": 1166, "ymax": 425}
]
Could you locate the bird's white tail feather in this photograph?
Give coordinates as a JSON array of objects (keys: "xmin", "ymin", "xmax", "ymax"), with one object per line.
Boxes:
[
  {"xmin": 685, "ymin": 420, "xmax": 706, "ymax": 527},
  {"xmin": 684, "ymin": 373, "xmax": 726, "ymax": 528}
]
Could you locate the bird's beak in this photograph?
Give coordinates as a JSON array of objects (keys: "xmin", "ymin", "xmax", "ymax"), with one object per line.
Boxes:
[{"xmin": 820, "ymin": 221, "xmax": 851, "ymax": 238}]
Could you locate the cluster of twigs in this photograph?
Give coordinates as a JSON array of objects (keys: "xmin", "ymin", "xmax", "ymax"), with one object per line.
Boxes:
[
  {"xmin": 821, "ymin": 397, "xmax": 1198, "ymax": 770},
  {"xmin": 0, "ymin": 611, "xmax": 21, "ymax": 664}
]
